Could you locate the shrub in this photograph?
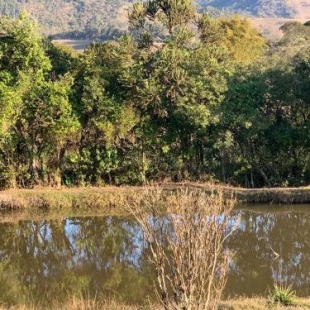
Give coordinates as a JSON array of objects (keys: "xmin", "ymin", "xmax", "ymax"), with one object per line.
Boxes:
[{"xmin": 126, "ymin": 187, "xmax": 237, "ymax": 310}]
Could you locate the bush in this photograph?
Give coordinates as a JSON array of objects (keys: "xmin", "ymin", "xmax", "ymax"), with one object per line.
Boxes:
[{"xmin": 126, "ymin": 187, "xmax": 237, "ymax": 309}]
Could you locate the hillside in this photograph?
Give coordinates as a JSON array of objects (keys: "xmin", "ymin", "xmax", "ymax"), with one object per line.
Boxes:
[
  {"xmin": 0, "ymin": 0, "xmax": 132, "ymax": 39},
  {"xmin": 0, "ymin": 0, "xmax": 309, "ymax": 39},
  {"xmin": 196, "ymin": 0, "xmax": 295, "ymax": 17}
]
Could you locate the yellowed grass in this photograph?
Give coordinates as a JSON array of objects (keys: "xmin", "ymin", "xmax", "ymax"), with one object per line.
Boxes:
[
  {"xmin": 0, "ymin": 297, "xmax": 158, "ymax": 310},
  {"xmin": 0, "ymin": 186, "xmax": 134, "ymax": 211},
  {"xmin": 0, "ymin": 297, "xmax": 310, "ymax": 310},
  {"xmin": 219, "ymin": 297, "xmax": 310, "ymax": 309},
  {"xmin": 1, "ymin": 183, "xmax": 310, "ymax": 212}
]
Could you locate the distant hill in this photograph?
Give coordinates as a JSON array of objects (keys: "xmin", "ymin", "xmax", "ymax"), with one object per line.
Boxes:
[
  {"xmin": 196, "ymin": 0, "xmax": 295, "ymax": 17},
  {"xmin": 0, "ymin": 0, "xmax": 132, "ymax": 39},
  {"xmin": 0, "ymin": 0, "xmax": 309, "ymax": 40},
  {"xmin": 197, "ymin": 0, "xmax": 310, "ymax": 38}
]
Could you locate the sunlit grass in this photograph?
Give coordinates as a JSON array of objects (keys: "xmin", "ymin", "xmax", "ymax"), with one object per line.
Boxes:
[
  {"xmin": 271, "ymin": 284, "xmax": 296, "ymax": 306},
  {"xmin": 1, "ymin": 296, "xmax": 310, "ymax": 310},
  {"xmin": 1, "ymin": 183, "xmax": 310, "ymax": 212},
  {"xmin": 0, "ymin": 187, "xmax": 134, "ymax": 212}
]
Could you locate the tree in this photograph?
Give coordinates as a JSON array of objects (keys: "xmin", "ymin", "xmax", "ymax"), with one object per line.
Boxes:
[
  {"xmin": 220, "ymin": 45, "xmax": 310, "ymax": 187},
  {"xmin": 218, "ymin": 16, "xmax": 266, "ymax": 65},
  {"xmin": 0, "ymin": 13, "xmax": 51, "ymax": 138},
  {"xmin": 128, "ymin": 1, "xmax": 235, "ymax": 181},
  {"xmin": 0, "ymin": 14, "xmax": 79, "ymax": 187},
  {"xmin": 15, "ymin": 75, "xmax": 79, "ymax": 186},
  {"xmin": 72, "ymin": 40, "xmax": 138, "ymax": 185}
]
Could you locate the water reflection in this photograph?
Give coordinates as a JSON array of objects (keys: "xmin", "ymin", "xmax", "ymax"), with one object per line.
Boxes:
[
  {"xmin": 0, "ymin": 217, "xmax": 155, "ymax": 306},
  {"xmin": 227, "ymin": 207, "xmax": 310, "ymax": 297},
  {"xmin": 0, "ymin": 207, "xmax": 309, "ymax": 306}
]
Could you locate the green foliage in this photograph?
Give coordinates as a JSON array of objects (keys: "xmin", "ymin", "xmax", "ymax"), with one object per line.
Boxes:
[
  {"xmin": 217, "ymin": 21, "xmax": 310, "ymax": 187},
  {"xmin": 45, "ymin": 41, "xmax": 79, "ymax": 76},
  {"xmin": 0, "ymin": 14, "xmax": 79, "ymax": 187},
  {"xmin": 0, "ymin": 1, "xmax": 310, "ymax": 188},
  {"xmin": 0, "ymin": 13, "xmax": 51, "ymax": 78},
  {"xmin": 0, "ymin": 14, "xmax": 51, "ymax": 137},
  {"xmin": 218, "ymin": 16, "xmax": 266, "ymax": 64},
  {"xmin": 271, "ymin": 284, "xmax": 296, "ymax": 306}
]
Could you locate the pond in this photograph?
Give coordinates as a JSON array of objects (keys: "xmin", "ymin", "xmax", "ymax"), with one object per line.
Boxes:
[{"xmin": 0, "ymin": 205, "xmax": 309, "ymax": 306}]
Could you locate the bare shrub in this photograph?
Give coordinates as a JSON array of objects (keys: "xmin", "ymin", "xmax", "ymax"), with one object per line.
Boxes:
[{"xmin": 126, "ymin": 187, "xmax": 237, "ymax": 310}]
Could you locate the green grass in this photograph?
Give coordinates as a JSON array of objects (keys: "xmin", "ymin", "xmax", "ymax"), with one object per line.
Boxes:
[{"xmin": 271, "ymin": 284, "xmax": 296, "ymax": 306}]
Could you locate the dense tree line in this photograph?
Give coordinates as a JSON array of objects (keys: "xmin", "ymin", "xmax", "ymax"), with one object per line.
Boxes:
[{"xmin": 0, "ymin": 1, "xmax": 309, "ymax": 189}]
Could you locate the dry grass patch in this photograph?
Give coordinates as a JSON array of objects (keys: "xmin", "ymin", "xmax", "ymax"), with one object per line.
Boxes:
[
  {"xmin": 0, "ymin": 187, "xmax": 135, "ymax": 211},
  {"xmin": 0, "ymin": 298, "xmax": 159, "ymax": 310},
  {"xmin": 1, "ymin": 297, "xmax": 310, "ymax": 310},
  {"xmin": 219, "ymin": 297, "xmax": 310, "ymax": 309},
  {"xmin": 1, "ymin": 183, "xmax": 310, "ymax": 212}
]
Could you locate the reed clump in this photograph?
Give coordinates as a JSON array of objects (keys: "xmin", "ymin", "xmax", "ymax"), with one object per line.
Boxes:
[
  {"xmin": 126, "ymin": 187, "xmax": 237, "ymax": 310},
  {"xmin": 271, "ymin": 284, "xmax": 296, "ymax": 306}
]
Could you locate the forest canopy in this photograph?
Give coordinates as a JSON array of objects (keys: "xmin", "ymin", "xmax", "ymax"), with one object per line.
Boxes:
[{"xmin": 0, "ymin": 1, "xmax": 310, "ymax": 189}]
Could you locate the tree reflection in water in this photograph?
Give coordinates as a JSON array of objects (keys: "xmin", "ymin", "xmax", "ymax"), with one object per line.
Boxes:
[
  {"xmin": 226, "ymin": 207, "xmax": 310, "ymax": 297},
  {"xmin": 0, "ymin": 217, "xmax": 154, "ymax": 306},
  {"xmin": 0, "ymin": 207, "xmax": 308, "ymax": 306}
]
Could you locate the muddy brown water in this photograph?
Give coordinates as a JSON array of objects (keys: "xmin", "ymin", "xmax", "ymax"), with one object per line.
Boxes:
[{"xmin": 0, "ymin": 205, "xmax": 309, "ymax": 306}]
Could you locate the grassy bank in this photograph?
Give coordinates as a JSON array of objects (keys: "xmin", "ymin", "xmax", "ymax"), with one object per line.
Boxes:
[
  {"xmin": 0, "ymin": 297, "xmax": 310, "ymax": 310},
  {"xmin": 0, "ymin": 187, "xmax": 133, "ymax": 212},
  {"xmin": 169, "ymin": 183, "xmax": 310, "ymax": 204},
  {"xmin": 1, "ymin": 183, "xmax": 310, "ymax": 211}
]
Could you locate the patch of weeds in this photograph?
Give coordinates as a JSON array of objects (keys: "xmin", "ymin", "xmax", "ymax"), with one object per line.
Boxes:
[{"xmin": 271, "ymin": 284, "xmax": 296, "ymax": 306}]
